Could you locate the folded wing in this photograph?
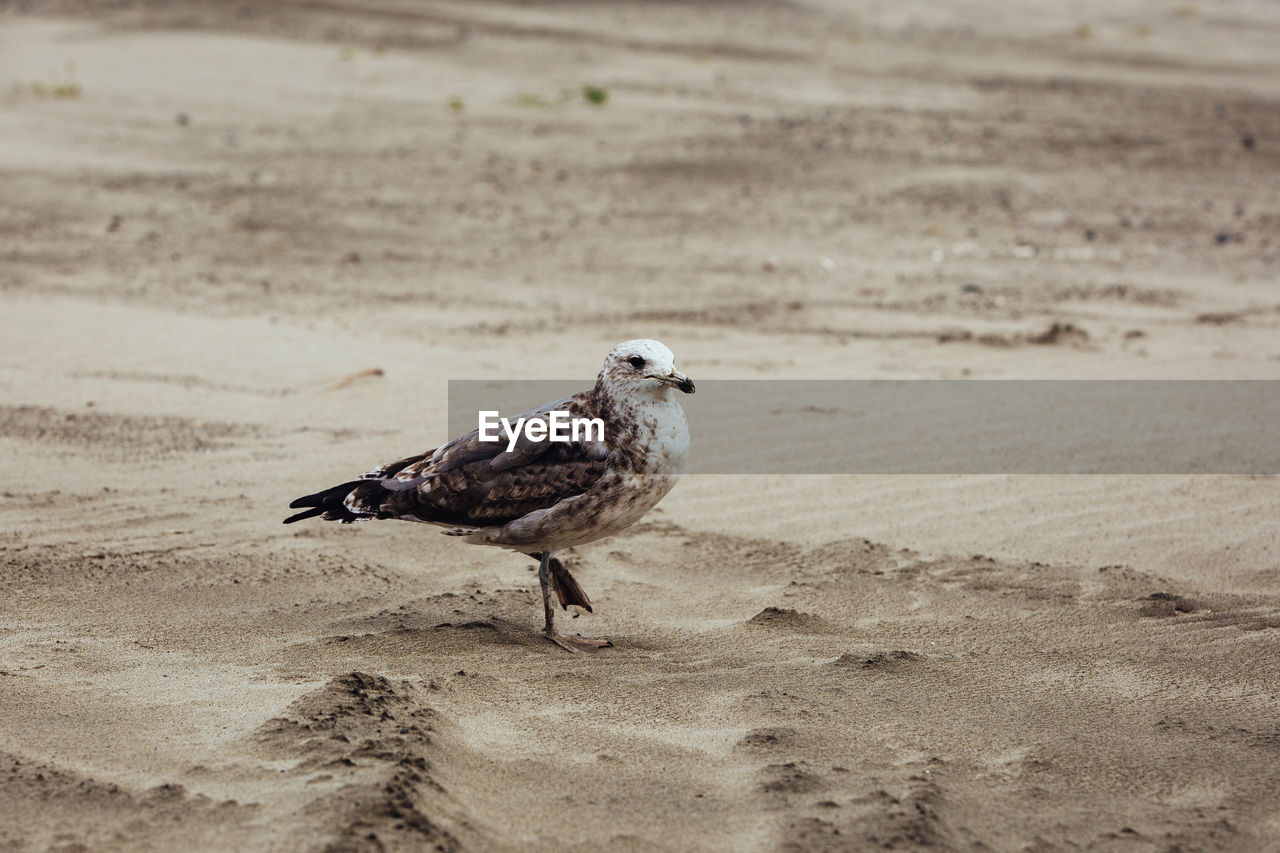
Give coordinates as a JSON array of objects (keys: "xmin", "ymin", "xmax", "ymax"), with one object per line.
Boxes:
[{"xmin": 284, "ymin": 393, "xmax": 610, "ymax": 529}]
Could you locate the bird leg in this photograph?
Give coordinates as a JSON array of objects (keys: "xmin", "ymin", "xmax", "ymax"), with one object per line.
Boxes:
[
  {"xmin": 538, "ymin": 551, "xmax": 611, "ymax": 653},
  {"xmin": 527, "ymin": 552, "xmax": 593, "ymax": 611}
]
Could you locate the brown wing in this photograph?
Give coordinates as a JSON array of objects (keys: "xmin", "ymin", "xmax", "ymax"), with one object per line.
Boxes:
[
  {"xmin": 284, "ymin": 393, "xmax": 609, "ymax": 527},
  {"xmin": 376, "ymin": 438, "xmax": 608, "ymax": 526}
]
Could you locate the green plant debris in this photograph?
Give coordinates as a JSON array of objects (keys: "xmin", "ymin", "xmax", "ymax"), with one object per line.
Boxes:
[
  {"xmin": 26, "ymin": 78, "xmax": 81, "ymax": 99},
  {"xmin": 447, "ymin": 95, "xmax": 465, "ymax": 113},
  {"xmin": 25, "ymin": 61, "xmax": 81, "ymax": 99},
  {"xmin": 517, "ymin": 92, "xmax": 551, "ymax": 108},
  {"xmin": 581, "ymin": 85, "xmax": 609, "ymax": 105}
]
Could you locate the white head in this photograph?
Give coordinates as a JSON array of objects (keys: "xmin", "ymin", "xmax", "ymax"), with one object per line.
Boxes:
[{"xmin": 598, "ymin": 339, "xmax": 695, "ymax": 398}]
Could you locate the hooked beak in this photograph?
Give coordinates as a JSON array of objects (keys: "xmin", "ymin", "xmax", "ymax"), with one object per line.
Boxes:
[{"xmin": 653, "ymin": 369, "xmax": 695, "ymax": 394}]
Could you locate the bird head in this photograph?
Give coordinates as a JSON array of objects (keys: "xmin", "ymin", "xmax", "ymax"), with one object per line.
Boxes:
[{"xmin": 599, "ymin": 339, "xmax": 695, "ymax": 398}]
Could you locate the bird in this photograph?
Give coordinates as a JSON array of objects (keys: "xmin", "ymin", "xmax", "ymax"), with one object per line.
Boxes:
[{"xmin": 284, "ymin": 339, "xmax": 694, "ymax": 652}]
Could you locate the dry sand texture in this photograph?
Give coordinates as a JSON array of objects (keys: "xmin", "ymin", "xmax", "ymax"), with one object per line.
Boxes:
[{"xmin": 2, "ymin": 1, "xmax": 1280, "ymax": 850}]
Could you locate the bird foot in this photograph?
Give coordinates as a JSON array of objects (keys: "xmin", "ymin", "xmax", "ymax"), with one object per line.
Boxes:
[
  {"xmin": 545, "ymin": 630, "xmax": 612, "ymax": 653},
  {"xmin": 548, "ymin": 559, "xmax": 593, "ymax": 612}
]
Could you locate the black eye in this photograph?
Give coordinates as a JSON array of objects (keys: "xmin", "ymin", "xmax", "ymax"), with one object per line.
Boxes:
[{"xmin": 627, "ymin": 356, "xmax": 646, "ymax": 369}]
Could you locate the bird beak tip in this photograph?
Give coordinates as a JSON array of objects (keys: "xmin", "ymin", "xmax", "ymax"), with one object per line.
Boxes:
[{"xmin": 654, "ymin": 371, "xmax": 695, "ymax": 394}]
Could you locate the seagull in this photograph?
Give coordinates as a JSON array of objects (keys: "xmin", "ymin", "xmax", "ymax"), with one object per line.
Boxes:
[{"xmin": 284, "ymin": 339, "xmax": 694, "ymax": 652}]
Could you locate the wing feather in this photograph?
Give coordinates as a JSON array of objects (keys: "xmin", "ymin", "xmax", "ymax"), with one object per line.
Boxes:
[{"xmin": 346, "ymin": 391, "xmax": 610, "ymax": 528}]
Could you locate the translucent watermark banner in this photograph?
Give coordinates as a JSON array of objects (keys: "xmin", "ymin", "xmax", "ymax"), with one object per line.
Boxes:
[{"xmin": 447, "ymin": 380, "xmax": 1280, "ymax": 474}]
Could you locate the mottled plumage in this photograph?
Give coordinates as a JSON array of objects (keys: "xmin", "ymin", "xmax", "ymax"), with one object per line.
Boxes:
[{"xmin": 285, "ymin": 339, "xmax": 694, "ymax": 652}]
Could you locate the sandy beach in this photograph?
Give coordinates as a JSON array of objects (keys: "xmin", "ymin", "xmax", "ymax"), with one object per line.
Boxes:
[{"xmin": 2, "ymin": 1, "xmax": 1279, "ymax": 849}]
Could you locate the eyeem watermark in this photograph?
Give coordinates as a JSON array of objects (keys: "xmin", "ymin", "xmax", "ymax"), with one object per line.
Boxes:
[
  {"xmin": 478, "ymin": 410, "xmax": 605, "ymax": 452},
  {"xmin": 454, "ymin": 380, "xmax": 1280, "ymax": 473}
]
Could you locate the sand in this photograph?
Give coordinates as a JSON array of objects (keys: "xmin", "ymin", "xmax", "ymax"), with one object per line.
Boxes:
[{"xmin": 2, "ymin": 1, "xmax": 1279, "ymax": 850}]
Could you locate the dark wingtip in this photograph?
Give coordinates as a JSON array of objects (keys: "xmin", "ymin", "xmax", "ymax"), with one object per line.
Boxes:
[
  {"xmin": 284, "ymin": 481, "xmax": 371, "ymax": 525},
  {"xmin": 283, "ymin": 507, "xmax": 324, "ymax": 524}
]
